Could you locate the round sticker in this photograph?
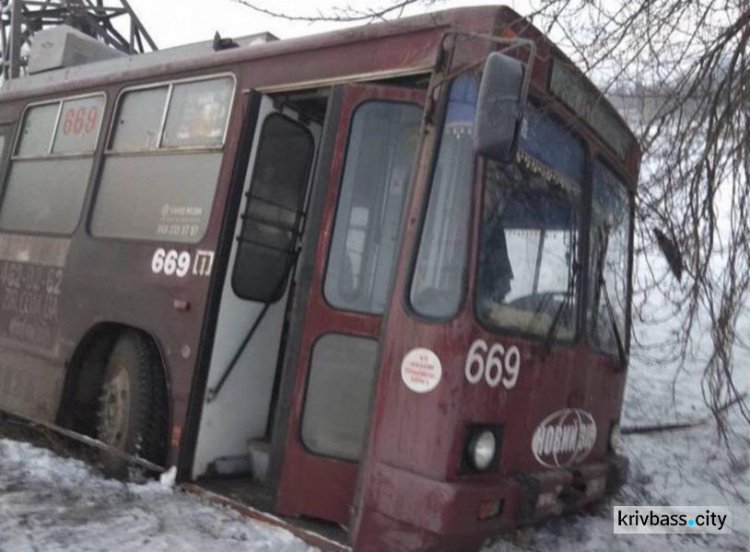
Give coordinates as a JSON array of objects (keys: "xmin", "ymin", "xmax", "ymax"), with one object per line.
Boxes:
[{"xmin": 401, "ymin": 348, "xmax": 442, "ymax": 394}]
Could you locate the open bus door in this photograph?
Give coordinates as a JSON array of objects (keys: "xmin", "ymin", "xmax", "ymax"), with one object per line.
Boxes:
[{"xmin": 273, "ymin": 83, "xmax": 426, "ymax": 526}]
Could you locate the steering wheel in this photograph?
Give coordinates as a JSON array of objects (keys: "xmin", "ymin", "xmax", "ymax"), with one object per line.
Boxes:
[
  {"xmin": 505, "ymin": 291, "xmax": 568, "ymax": 314},
  {"xmin": 412, "ymin": 288, "xmax": 458, "ymax": 317}
]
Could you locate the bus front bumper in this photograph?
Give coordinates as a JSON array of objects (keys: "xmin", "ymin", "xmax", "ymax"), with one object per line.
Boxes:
[{"xmin": 354, "ymin": 454, "xmax": 628, "ymax": 552}]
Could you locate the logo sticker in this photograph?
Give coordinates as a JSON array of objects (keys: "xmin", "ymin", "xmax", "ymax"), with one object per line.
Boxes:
[
  {"xmin": 532, "ymin": 408, "xmax": 597, "ymax": 468},
  {"xmin": 401, "ymin": 348, "xmax": 442, "ymax": 394}
]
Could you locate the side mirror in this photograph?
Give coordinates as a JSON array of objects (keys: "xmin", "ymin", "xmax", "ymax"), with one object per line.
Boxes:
[{"xmin": 474, "ymin": 52, "xmax": 528, "ymax": 162}]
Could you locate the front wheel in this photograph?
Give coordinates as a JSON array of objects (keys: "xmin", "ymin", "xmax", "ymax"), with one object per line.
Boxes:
[{"xmin": 96, "ymin": 331, "xmax": 168, "ymax": 476}]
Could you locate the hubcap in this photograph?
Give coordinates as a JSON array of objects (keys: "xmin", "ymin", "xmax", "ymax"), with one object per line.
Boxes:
[{"xmin": 97, "ymin": 363, "xmax": 130, "ymax": 449}]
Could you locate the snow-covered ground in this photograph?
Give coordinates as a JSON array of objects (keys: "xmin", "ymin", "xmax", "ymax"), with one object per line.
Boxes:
[{"xmin": 0, "ymin": 438, "xmax": 318, "ymax": 552}]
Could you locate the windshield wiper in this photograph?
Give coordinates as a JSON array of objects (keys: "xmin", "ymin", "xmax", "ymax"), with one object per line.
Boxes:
[
  {"xmin": 594, "ymin": 226, "xmax": 627, "ymax": 370},
  {"xmin": 538, "ymin": 232, "xmax": 578, "ymax": 359}
]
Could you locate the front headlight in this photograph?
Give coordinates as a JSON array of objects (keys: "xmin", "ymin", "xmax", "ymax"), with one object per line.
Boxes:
[{"xmin": 469, "ymin": 430, "xmax": 497, "ymax": 471}]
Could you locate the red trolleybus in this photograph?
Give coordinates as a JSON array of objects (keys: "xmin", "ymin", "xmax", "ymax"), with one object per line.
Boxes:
[{"xmin": 0, "ymin": 6, "xmax": 639, "ymax": 551}]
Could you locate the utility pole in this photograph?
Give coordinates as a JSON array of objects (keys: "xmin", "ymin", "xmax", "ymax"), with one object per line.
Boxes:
[
  {"xmin": 0, "ymin": 0, "xmax": 158, "ymax": 80},
  {"xmin": 7, "ymin": 0, "xmax": 20, "ymax": 79}
]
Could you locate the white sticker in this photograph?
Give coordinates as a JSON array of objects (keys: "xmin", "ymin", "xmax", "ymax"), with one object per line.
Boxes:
[
  {"xmin": 531, "ymin": 408, "xmax": 597, "ymax": 468},
  {"xmin": 401, "ymin": 348, "xmax": 442, "ymax": 394}
]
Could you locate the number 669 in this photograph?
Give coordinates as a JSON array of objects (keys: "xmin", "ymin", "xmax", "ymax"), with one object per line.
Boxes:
[{"xmin": 465, "ymin": 339, "xmax": 521, "ymax": 390}]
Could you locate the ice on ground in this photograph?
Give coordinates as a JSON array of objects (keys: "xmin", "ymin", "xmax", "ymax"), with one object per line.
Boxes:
[{"xmin": 0, "ymin": 439, "xmax": 317, "ymax": 552}]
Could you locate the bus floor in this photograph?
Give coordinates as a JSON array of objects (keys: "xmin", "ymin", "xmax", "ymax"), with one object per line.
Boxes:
[{"xmin": 196, "ymin": 477, "xmax": 350, "ymax": 549}]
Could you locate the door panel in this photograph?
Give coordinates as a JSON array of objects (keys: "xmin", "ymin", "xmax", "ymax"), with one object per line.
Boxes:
[{"xmin": 274, "ymin": 84, "xmax": 425, "ymax": 524}]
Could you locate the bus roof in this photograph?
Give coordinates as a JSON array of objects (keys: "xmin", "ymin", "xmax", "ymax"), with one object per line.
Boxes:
[
  {"xmin": 0, "ymin": 6, "xmax": 500, "ymax": 98},
  {"xmin": 0, "ymin": 5, "xmax": 638, "ymax": 166}
]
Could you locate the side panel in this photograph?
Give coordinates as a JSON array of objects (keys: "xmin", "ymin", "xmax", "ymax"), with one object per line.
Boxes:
[
  {"xmin": 0, "ymin": 234, "xmax": 69, "ymax": 421},
  {"xmin": 0, "ymin": 120, "xmax": 71, "ymax": 422},
  {"xmin": 0, "ymin": 74, "xmax": 247, "ymax": 471}
]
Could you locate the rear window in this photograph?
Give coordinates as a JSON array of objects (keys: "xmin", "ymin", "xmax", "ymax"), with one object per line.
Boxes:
[
  {"xmin": 90, "ymin": 75, "xmax": 235, "ymax": 243},
  {"xmin": 0, "ymin": 94, "xmax": 105, "ymax": 234}
]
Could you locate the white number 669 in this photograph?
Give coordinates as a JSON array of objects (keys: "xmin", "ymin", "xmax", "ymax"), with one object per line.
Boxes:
[
  {"xmin": 151, "ymin": 248, "xmax": 191, "ymax": 278},
  {"xmin": 465, "ymin": 339, "xmax": 521, "ymax": 389}
]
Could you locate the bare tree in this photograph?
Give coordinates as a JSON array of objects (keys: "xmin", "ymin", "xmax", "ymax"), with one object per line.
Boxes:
[
  {"xmin": 236, "ymin": 0, "xmax": 750, "ymax": 436},
  {"xmin": 526, "ymin": 0, "xmax": 750, "ymax": 439},
  {"xmin": 233, "ymin": 0, "xmax": 437, "ymax": 23}
]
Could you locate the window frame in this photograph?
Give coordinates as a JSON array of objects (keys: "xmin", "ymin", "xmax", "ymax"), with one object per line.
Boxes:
[
  {"xmin": 585, "ymin": 155, "xmax": 634, "ymax": 356},
  {"xmin": 404, "ymin": 73, "xmax": 481, "ymax": 323},
  {"xmin": 12, "ymin": 92, "xmax": 107, "ymax": 161},
  {"xmin": 322, "ymin": 98, "xmax": 423, "ymax": 316},
  {"xmin": 471, "ymin": 105, "xmax": 589, "ymax": 344},
  {"xmin": 88, "ymin": 73, "xmax": 237, "ymax": 244},
  {"xmin": 0, "ymin": 92, "xmax": 107, "ymax": 236},
  {"xmin": 103, "ymin": 73, "xmax": 237, "ymax": 156},
  {"xmin": 231, "ymin": 111, "xmax": 316, "ymax": 303},
  {"xmin": 0, "ymin": 124, "xmax": 14, "ymax": 169}
]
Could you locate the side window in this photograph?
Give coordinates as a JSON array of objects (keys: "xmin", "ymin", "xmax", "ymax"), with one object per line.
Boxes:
[
  {"xmin": 410, "ymin": 75, "xmax": 478, "ymax": 318},
  {"xmin": 324, "ymin": 101, "xmax": 421, "ymax": 314},
  {"xmin": 109, "ymin": 86, "xmax": 168, "ymax": 151},
  {"xmin": 90, "ymin": 76, "xmax": 234, "ymax": 243},
  {"xmin": 0, "ymin": 94, "xmax": 105, "ymax": 234},
  {"xmin": 301, "ymin": 334, "xmax": 378, "ymax": 460},
  {"xmin": 163, "ymin": 80, "xmax": 232, "ymax": 148},
  {"xmin": 232, "ymin": 114, "xmax": 315, "ymax": 302}
]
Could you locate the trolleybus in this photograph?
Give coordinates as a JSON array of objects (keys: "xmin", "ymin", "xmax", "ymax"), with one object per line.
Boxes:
[{"xmin": 0, "ymin": 6, "xmax": 639, "ymax": 551}]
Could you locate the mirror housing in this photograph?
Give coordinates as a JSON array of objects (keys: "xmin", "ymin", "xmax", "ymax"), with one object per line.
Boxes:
[{"xmin": 474, "ymin": 52, "xmax": 528, "ymax": 162}]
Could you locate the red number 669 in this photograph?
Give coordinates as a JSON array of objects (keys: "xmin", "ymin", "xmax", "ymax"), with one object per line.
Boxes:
[{"xmin": 62, "ymin": 106, "xmax": 99, "ymax": 135}]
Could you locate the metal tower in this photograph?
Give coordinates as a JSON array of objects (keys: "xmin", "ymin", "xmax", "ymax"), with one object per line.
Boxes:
[{"xmin": 0, "ymin": 0, "xmax": 157, "ymax": 80}]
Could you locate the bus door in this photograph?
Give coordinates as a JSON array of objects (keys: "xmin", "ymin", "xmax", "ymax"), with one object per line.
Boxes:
[
  {"xmin": 191, "ymin": 94, "xmax": 321, "ymax": 479},
  {"xmin": 273, "ymin": 83, "xmax": 425, "ymax": 525}
]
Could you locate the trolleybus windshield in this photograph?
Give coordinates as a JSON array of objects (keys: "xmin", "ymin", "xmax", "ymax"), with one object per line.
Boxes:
[
  {"xmin": 588, "ymin": 159, "xmax": 631, "ymax": 355},
  {"xmin": 476, "ymin": 106, "xmax": 584, "ymax": 339}
]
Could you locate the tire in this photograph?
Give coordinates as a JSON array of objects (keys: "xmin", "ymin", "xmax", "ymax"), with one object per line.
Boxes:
[{"xmin": 96, "ymin": 331, "xmax": 167, "ymax": 477}]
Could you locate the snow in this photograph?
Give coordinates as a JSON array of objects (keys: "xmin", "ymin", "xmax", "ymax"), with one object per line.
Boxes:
[{"xmin": 0, "ymin": 439, "xmax": 317, "ymax": 552}]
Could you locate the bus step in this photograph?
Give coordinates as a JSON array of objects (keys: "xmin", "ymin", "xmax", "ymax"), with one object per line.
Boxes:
[
  {"xmin": 247, "ymin": 439, "xmax": 271, "ymax": 482},
  {"xmin": 209, "ymin": 455, "xmax": 253, "ymax": 477}
]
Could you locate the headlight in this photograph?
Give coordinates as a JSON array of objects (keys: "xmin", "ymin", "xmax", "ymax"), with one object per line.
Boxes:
[
  {"xmin": 609, "ymin": 421, "xmax": 623, "ymax": 453},
  {"xmin": 469, "ymin": 430, "xmax": 496, "ymax": 471}
]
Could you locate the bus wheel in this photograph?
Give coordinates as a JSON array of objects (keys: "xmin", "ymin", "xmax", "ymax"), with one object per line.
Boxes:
[{"xmin": 96, "ymin": 331, "xmax": 167, "ymax": 478}]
